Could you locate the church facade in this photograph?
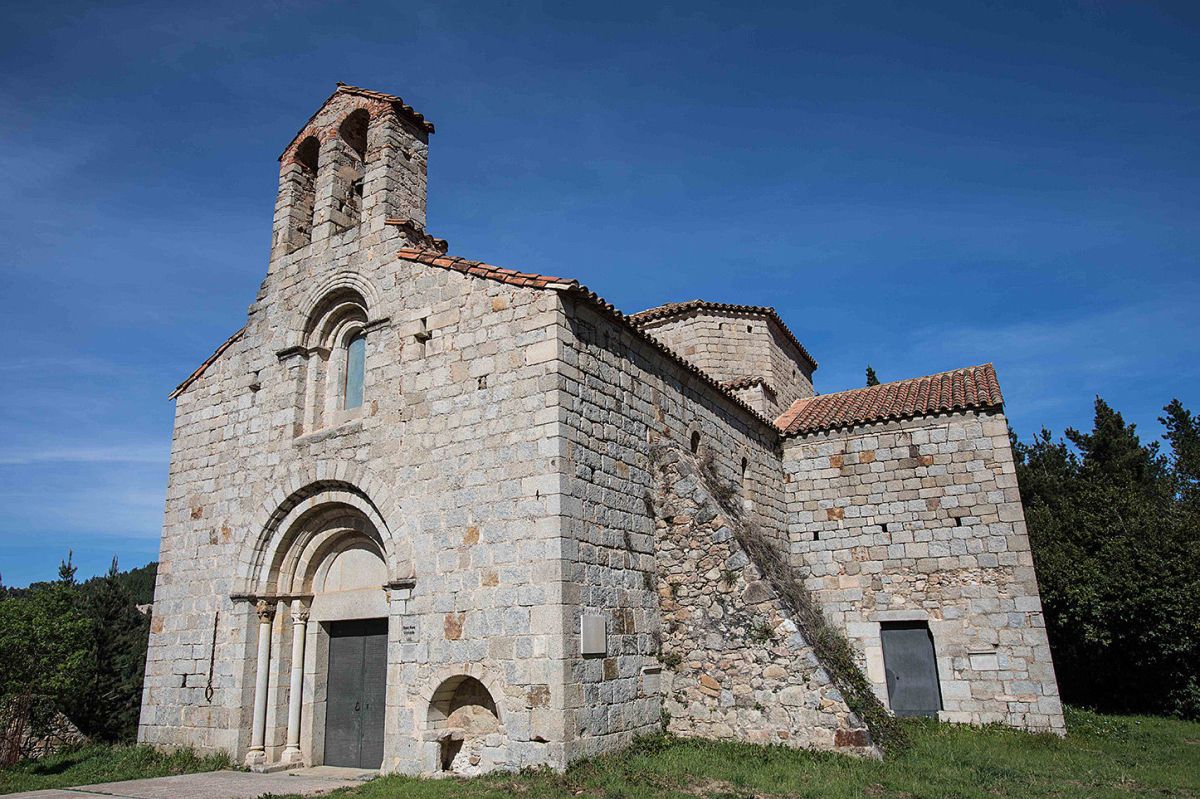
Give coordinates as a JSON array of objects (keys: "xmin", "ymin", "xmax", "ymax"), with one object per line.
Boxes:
[{"xmin": 138, "ymin": 84, "xmax": 1064, "ymax": 775}]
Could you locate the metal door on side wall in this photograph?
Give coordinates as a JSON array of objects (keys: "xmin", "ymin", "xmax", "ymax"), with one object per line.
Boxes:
[
  {"xmin": 880, "ymin": 621, "xmax": 943, "ymax": 717},
  {"xmin": 324, "ymin": 618, "xmax": 387, "ymax": 768}
]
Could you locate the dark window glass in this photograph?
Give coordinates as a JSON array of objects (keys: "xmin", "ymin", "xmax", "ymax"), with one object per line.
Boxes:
[{"xmin": 344, "ymin": 333, "xmax": 366, "ymax": 409}]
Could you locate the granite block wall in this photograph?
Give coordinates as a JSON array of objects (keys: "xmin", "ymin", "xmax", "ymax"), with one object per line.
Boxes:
[
  {"xmin": 552, "ymin": 298, "xmax": 785, "ymax": 762},
  {"xmin": 782, "ymin": 410, "xmax": 1065, "ymax": 733},
  {"xmin": 637, "ymin": 309, "xmax": 815, "ymax": 417},
  {"xmin": 141, "ymin": 205, "xmax": 575, "ymax": 773}
]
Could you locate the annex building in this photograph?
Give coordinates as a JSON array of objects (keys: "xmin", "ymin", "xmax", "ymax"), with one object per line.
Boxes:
[{"xmin": 139, "ymin": 84, "xmax": 1064, "ymax": 775}]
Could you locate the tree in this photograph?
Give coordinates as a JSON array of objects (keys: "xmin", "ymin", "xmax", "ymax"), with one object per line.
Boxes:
[
  {"xmin": 58, "ymin": 551, "xmax": 77, "ymax": 585},
  {"xmin": 0, "ymin": 555, "xmax": 158, "ymax": 759},
  {"xmin": 865, "ymin": 365, "xmax": 880, "ymax": 387},
  {"xmin": 0, "ymin": 568, "xmax": 95, "ymax": 764},
  {"xmin": 76, "ymin": 558, "xmax": 151, "ymax": 742},
  {"xmin": 1015, "ymin": 398, "xmax": 1200, "ymax": 719},
  {"xmin": 1161, "ymin": 399, "xmax": 1200, "ymax": 506}
]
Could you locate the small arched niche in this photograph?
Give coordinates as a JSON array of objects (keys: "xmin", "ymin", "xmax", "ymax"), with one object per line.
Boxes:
[{"xmin": 427, "ymin": 676, "xmax": 504, "ymax": 775}]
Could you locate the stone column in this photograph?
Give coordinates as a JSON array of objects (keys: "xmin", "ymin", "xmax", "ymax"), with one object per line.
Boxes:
[
  {"xmin": 245, "ymin": 600, "xmax": 276, "ymax": 768},
  {"xmin": 281, "ymin": 601, "xmax": 310, "ymax": 766}
]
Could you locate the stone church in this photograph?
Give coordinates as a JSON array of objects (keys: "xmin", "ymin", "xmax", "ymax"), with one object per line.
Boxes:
[{"xmin": 139, "ymin": 84, "xmax": 1065, "ymax": 775}]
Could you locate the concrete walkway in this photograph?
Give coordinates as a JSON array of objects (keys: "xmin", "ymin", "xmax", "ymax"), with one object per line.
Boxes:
[{"xmin": 6, "ymin": 767, "xmax": 374, "ymax": 799}]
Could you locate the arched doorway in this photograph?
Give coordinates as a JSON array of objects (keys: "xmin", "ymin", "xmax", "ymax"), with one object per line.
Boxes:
[{"xmin": 241, "ymin": 486, "xmax": 398, "ymax": 770}]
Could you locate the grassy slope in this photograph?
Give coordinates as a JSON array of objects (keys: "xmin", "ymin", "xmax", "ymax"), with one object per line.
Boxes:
[
  {"xmin": 0, "ymin": 744, "xmax": 230, "ymax": 795},
  {"xmin": 269, "ymin": 709, "xmax": 1200, "ymax": 799}
]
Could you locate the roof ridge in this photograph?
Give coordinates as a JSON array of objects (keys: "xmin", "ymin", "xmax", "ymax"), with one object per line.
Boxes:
[
  {"xmin": 631, "ymin": 298, "xmax": 777, "ymax": 319},
  {"xmin": 817, "ymin": 363, "xmax": 997, "ymax": 399}
]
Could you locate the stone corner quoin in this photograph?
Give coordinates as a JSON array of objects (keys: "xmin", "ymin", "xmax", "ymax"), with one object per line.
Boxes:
[{"xmin": 139, "ymin": 82, "xmax": 1065, "ymax": 777}]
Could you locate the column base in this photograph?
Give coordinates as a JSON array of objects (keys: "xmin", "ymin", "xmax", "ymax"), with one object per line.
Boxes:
[{"xmin": 280, "ymin": 747, "xmax": 306, "ymax": 768}]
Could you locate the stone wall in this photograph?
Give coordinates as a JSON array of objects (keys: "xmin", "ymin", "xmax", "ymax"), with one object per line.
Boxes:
[
  {"xmin": 650, "ymin": 444, "xmax": 874, "ymax": 754},
  {"xmin": 553, "ymin": 298, "xmax": 785, "ymax": 763},
  {"xmin": 637, "ymin": 310, "xmax": 815, "ymax": 418},
  {"xmin": 782, "ymin": 410, "xmax": 1065, "ymax": 733},
  {"xmin": 141, "ymin": 203, "xmax": 575, "ymax": 773}
]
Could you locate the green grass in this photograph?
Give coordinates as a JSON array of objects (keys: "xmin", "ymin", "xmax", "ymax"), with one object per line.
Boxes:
[
  {"xmin": 0, "ymin": 743, "xmax": 231, "ymax": 795},
  {"xmin": 267, "ymin": 708, "xmax": 1200, "ymax": 799},
  {"xmin": 4, "ymin": 710, "xmax": 1195, "ymax": 798}
]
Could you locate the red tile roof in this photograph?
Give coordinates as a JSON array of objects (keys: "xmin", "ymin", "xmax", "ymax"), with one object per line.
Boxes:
[
  {"xmin": 168, "ymin": 327, "xmax": 246, "ymax": 400},
  {"xmin": 169, "ymin": 251, "xmax": 1004, "ymax": 447},
  {"xmin": 630, "ymin": 300, "xmax": 818, "ymax": 370},
  {"xmin": 397, "ymin": 249, "xmax": 581, "ymax": 291},
  {"xmin": 775, "ymin": 364, "xmax": 1004, "ymax": 436},
  {"xmin": 334, "ymin": 84, "xmax": 434, "ymax": 132}
]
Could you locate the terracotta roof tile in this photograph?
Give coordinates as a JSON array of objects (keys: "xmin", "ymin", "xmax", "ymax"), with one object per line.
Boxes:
[
  {"xmin": 775, "ymin": 364, "xmax": 1004, "ymax": 436},
  {"xmin": 334, "ymin": 83, "xmax": 434, "ymax": 132},
  {"xmin": 721, "ymin": 376, "xmax": 773, "ymax": 392},
  {"xmin": 397, "ymin": 249, "xmax": 581, "ymax": 292},
  {"xmin": 385, "ymin": 218, "xmax": 448, "ymax": 252},
  {"xmin": 630, "ymin": 300, "xmax": 818, "ymax": 370},
  {"xmin": 168, "ymin": 326, "xmax": 246, "ymax": 400},
  {"xmin": 170, "ymin": 249, "xmax": 1001, "ymax": 447}
]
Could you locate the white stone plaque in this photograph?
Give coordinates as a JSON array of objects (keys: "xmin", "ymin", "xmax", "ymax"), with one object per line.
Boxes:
[{"xmin": 581, "ymin": 615, "xmax": 607, "ymax": 656}]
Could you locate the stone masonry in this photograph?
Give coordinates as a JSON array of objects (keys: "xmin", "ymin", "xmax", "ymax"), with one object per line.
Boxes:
[{"xmin": 139, "ymin": 83, "xmax": 1064, "ymax": 778}]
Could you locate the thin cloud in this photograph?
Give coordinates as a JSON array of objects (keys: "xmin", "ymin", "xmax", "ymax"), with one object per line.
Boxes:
[{"xmin": 0, "ymin": 445, "xmax": 169, "ymax": 466}]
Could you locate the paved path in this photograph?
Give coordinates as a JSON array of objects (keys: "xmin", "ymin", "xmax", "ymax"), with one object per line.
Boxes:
[{"xmin": 6, "ymin": 767, "xmax": 373, "ymax": 799}]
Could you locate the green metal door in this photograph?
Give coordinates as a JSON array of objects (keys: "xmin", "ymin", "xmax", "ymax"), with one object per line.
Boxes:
[
  {"xmin": 324, "ymin": 619, "xmax": 387, "ymax": 768},
  {"xmin": 881, "ymin": 621, "xmax": 942, "ymax": 717}
]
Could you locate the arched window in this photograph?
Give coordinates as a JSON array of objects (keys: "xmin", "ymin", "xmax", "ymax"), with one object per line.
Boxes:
[
  {"xmin": 297, "ymin": 288, "xmax": 369, "ymax": 433},
  {"xmin": 343, "ymin": 332, "xmax": 366, "ymax": 410},
  {"xmin": 690, "ymin": 431, "xmax": 701, "ymax": 455},
  {"xmin": 289, "ymin": 136, "xmax": 320, "ymax": 251},
  {"xmin": 333, "ymin": 110, "xmax": 369, "ymax": 231}
]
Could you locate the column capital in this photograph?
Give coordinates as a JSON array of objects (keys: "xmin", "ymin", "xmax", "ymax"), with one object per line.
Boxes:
[{"xmin": 255, "ymin": 600, "xmax": 277, "ymax": 622}]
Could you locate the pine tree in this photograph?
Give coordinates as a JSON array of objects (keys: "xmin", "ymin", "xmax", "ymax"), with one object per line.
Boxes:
[
  {"xmin": 1161, "ymin": 398, "xmax": 1200, "ymax": 505},
  {"xmin": 865, "ymin": 365, "xmax": 880, "ymax": 387},
  {"xmin": 78, "ymin": 557, "xmax": 151, "ymax": 741},
  {"xmin": 1016, "ymin": 397, "xmax": 1200, "ymax": 718},
  {"xmin": 58, "ymin": 551, "xmax": 77, "ymax": 585}
]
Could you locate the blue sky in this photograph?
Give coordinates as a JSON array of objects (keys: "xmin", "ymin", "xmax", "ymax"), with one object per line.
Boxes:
[{"xmin": 1, "ymin": 1, "xmax": 1197, "ymax": 586}]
